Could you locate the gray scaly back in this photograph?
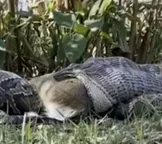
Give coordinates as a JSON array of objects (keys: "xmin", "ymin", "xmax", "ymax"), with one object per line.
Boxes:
[
  {"xmin": 54, "ymin": 57, "xmax": 162, "ymax": 114},
  {"xmin": 0, "ymin": 70, "xmax": 39, "ymax": 114},
  {"xmin": 0, "ymin": 70, "xmax": 63, "ymax": 125}
]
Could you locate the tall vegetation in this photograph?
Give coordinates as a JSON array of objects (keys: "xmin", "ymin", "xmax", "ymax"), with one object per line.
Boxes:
[{"xmin": 0, "ymin": 0, "xmax": 162, "ymax": 77}]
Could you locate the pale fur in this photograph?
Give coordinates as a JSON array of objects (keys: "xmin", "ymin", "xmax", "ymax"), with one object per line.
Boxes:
[
  {"xmin": 45, "ymin": 102, "xmax": 83, "ymax": 121},
  {"xmin": 29, "ymin": 73, "xmax": 89, "ymax": 121}
]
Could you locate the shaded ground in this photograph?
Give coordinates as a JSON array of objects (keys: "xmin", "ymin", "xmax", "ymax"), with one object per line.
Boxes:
[
  {"xmin": 0, "ymin": 114, "xmax": 162, "ymax": 144},
  {"xmin": 0, "ymin": 94, "xmax": 162, "ymax": 144}
]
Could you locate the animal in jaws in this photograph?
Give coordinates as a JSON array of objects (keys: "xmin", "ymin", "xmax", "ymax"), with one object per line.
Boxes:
[
  {"xmin": 53, "ymin": 56, "xmax": 162, "ymax": 119},
  {"xmin": 28, "ymin": 73, "xmax": 91, "ymax": 121}
]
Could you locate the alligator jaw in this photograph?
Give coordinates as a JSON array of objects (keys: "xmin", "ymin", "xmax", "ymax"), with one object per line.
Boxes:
[
  {"xmin": 54, "ymin": 70, "xmax": 76, "ymax": 81},
  {"xmin": 53, "ymin": 63, "xmax": 82, "ymax": 81}
]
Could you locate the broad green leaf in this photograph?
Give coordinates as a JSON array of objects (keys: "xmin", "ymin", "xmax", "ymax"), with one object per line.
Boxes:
[
  {"xmin": 53, "ymin": 11, "xmax": 76, "ymax": 28},
  {"xmin": 88, "ymin": 0, "xmax": 102, "ymax": 18},
  {"xmin": 98, "ymin": 0, "xmax": 112, "ymax": 16},
  {"xmin": 62, "ymin": 33, "xmax": 88, "ymax": 63},
  {"xmin": 113, "ymin": 20, "xmax": 129, "ymax": 52},
  {"xmin": 0, "ymin": 39, "xmax": 6, "ymax": 69},
  {"xmin": 57, "ymin": 43, "xmax": 66, "ymax": 63},
  {"xmin": 76, "ymin": 11, "xmax": 85, "ymax": 17},
  {"xmin": 100, "ymin": 31, "xmax": 112, "ymax": 42},
  {"xmin": 84, "ymin": 18, "xmax": 104, "ymax": 32},
  {"xmin": 74, "ymin": 24, "xmax": 89, "ymax": 36}
]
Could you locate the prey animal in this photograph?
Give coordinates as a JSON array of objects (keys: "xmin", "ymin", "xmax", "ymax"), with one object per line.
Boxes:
[{"xmin": 28, "ymin": 73, "xmax": 91, "ymax": 121}]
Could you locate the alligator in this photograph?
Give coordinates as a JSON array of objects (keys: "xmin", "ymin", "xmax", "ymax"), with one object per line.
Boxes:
[{"xmin": 1, "ymin": 56, "xmax": 162, "ymax": 124}]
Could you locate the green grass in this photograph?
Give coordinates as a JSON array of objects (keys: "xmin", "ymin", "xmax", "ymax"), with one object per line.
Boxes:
[
  {"xmin": 0, "ymin": 114, "xmax": 162, "ymax": 144},
  {"xmin": 1, "ymin": 95, "xmax": 162, "ymax": 144}
]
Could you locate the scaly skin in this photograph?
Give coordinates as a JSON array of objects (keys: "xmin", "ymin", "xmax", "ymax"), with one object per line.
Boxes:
[
  {"xmin": 0, "ymin": 70, "xmax": 61, "ymax": 125},
  {"xmin": 0, "ymin": 70, "xmax": 40, "ymax": 114},
  {"xmin": 1, "ymin": 56, "xmax": 162, "ymax": 124},
  {"xmin": 53, "ymin": 57, "xmax": 162, "ymax": 119}
]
